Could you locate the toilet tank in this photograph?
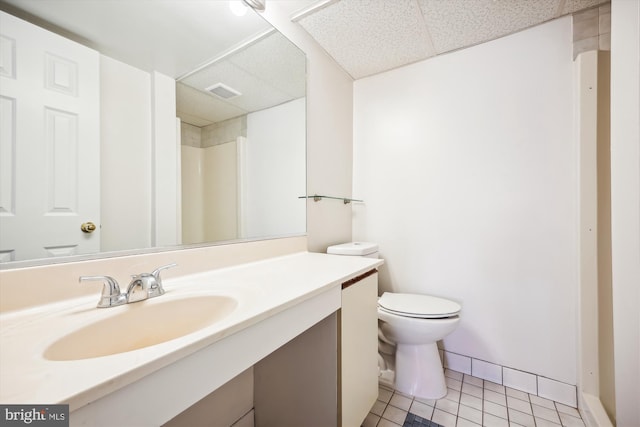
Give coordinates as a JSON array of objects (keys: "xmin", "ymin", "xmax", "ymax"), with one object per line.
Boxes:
[{"xmin": 327, "ymin": 242, "xmax": 379, "ymax": 258}]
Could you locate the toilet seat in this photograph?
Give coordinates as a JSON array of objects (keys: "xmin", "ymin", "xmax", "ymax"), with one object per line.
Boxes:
[{"xmin": 378, "ymin": 292, "xmax": 461, "ymax": 319}]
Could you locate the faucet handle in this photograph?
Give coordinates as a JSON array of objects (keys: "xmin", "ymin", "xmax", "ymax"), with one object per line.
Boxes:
[
  {"xmin": 79, "ymin": 275, "xmax": 126, "ymax": 308},
  {"xmin": 148, "ymin": 263, "xmax": 177, "ymax": 297},
  {"xmin": 151, "ymin": 263, "xmax": 177, "ymax": 278}
]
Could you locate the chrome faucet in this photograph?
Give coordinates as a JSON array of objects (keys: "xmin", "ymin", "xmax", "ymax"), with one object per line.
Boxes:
[
  {"xmin": 80, "ymin": 263, "xmax": 177, "ymax": 308},
  {"xmin": 126, "ymin": 263, "xmax": 176, "ymax": 303},
  {"xmin": 79, "ymin": 275, "xmax": 127, "ymax": 308}
]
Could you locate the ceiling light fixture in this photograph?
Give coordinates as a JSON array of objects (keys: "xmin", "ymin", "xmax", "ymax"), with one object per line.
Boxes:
[
  {"xmin": 242, "ymin": 0, "xmax": 265, "ymax": 11},
  {"xmin": 229, "ymin": 0, "xmax": 248, "ymax": 16}
]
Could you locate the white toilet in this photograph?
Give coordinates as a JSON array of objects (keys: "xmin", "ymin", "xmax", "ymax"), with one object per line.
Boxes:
[{"xmin": 327, "ymin": 242, "xmax": 462, "ymax": 400}]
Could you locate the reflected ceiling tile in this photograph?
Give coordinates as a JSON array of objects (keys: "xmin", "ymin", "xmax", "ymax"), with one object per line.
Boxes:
[
  {"xmin": 418, "ymin": 0, "xmax": 560, "ymax": 54},
  {"xmin": 177, "ymin": 31, "xmax": 304, "ymax": 125},
  {"xmin": 176, "ymin": 83, "xmax": 247, "ymax": 126},
  {"xmin": 178, "ymin": 112, "xmax": 215, "ymax": 128},
  {"xmin": 229, "ymin": 32, "xmax": 306, "ymax": 98},
  {"xmin": 298, "ymin": 0, "xmax": 436, "ymax": 79}
]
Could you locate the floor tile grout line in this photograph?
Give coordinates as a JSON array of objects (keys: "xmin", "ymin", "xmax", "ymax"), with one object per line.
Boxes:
[
  {"xmin": 368, "ymin": 370, "xmax": 583, "ymax": 427},
  {"xmin": 376, "ymin": 393, "xmax": 390, "ymax": 427}
]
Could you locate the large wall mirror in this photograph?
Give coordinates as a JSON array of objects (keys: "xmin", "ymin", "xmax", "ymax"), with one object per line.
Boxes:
[{"xmin": 0, "ymin": 1, "xmax": 307, "ymax": 269}]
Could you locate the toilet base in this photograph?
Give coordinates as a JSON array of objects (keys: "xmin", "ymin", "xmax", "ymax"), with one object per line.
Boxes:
[{"xmin": 394, "ymin": 342, "xmax": 447, "ymax": 399}]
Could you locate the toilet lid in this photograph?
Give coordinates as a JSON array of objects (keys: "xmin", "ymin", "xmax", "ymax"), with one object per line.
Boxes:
[{"xmin": 378, "ymin": 292, "xmax": 461, "ymax": 319}]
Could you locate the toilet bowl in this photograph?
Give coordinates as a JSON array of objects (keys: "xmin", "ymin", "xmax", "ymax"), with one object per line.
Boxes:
[
  {"xmin": 377, "ymin": 328, "xmax": 396, "ymax": 388},
  {"xmin": 378, "ymin": 292, "xmax": 461, "ymax": 399},
  {"xmin": 327, "ymin": 242, "xmax": 462, "ymax": 400}
]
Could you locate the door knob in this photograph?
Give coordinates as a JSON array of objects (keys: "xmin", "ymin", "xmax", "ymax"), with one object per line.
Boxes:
[{"xmin": 80, "ymin": 222, "xmax": 97, "ymax": 233}]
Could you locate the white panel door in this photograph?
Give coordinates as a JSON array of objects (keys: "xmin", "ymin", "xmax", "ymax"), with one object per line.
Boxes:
[{"xmin": 0, "ymin": 11, "xmax": 100, "ymax": 262}]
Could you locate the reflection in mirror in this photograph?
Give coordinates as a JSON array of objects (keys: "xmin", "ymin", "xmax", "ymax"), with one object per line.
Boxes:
[
  {"xmin": 0, "ymin": 1, "xmax": 306, "ymax": 268},
  {"xmin": 177, "ymin": 30, "xmax": 306, "ymax": 244}
]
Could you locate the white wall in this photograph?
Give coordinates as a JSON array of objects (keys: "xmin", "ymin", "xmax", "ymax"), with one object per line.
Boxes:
[
  {"xmin": 181, "ymin": 140, "xmax": 238, "ymax": 244},
  {"xmin": 610, "ymin": 1, "xmax": 640, "ymax": 425},
  {"xmin": 262, "ymin": 3, "xmax": 355, "ymax": 252},
  {"xmin": 203, "ymin": 141, "xmax": 238, "ymax": 242},
  {"xmin": 180, "ymin": 145, "xmax": 204, "ymax": 244},
  {"xmin": 152, "ymin": 72, "xmax": 179, "ymax": 248},
  {"xmin": 181, "ymin": 99, "xmax": 305, "ymax": 243},
  {"xmin": 353, "ymin": 18, "xmax": 577, "ymax": 384},
  {"xmin": 244, "ymin": 98, "xmax": 306, "ymax": 239},
  {"xmin": 100, "ymin": 55, "xmax": 152, "ymax": 252},
  {"xmin": 100, "ymin": 57, "xmax": 179, "ymax": 252}
]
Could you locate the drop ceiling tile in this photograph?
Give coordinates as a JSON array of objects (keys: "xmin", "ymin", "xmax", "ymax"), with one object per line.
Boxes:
[
  {"xmin": 177, "ymin": 112, "xmax": 215, "ymax": 128},
  {"xmin": 298, "ymin": 0, "xmax": 610, "ymax": 80},
  {"xmin": 176, "ymin": 82, "xmax": 247, "ymax": 126},
  {"xmin": 229, "ymin": 32, "xmax": 306, "ymax": 99},
  {"xmin": 181, "ymin": 60, "xmax": 255, "ymax": 100},
  {"xmin": 178, "ymin": 31, "xmax": 304, "ymax": 124},
  {"xmin": 418, "ymin": 0, "xmax": 560, "ymax": 53},
  {"xmin": 298, "ymin": 0, "xmax": 436, "ymax": 79}
]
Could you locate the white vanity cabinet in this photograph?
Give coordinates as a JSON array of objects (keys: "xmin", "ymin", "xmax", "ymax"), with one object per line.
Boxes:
[
  {"xmin": 0, "ymin": 251, "xmax": 384, "ymax": 427},
  {"xmin": 339, "ymin": 269, "xmax": 379, "ymax": 427}
]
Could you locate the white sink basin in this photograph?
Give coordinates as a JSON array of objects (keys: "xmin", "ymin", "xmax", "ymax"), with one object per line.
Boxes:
[{"xmin": 44, "ymin": 295, "xmax": 237, "ymax": 361}]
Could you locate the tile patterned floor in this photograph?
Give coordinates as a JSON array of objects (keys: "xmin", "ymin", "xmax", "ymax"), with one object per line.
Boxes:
[{"xmin": 362, "ymin": 369, "xmax": 586, "ymax": 427}]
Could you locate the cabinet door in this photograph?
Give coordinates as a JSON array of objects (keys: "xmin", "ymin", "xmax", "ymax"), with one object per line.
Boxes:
[{"xmin": 341, "ymin": 272, "xmax": 378, "ymax": 427}]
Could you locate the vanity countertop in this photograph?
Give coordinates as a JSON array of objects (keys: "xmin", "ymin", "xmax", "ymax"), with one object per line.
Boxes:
[{"xmin": 0, "ymin": 251, "xmax": 383, "ymax": 415}]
